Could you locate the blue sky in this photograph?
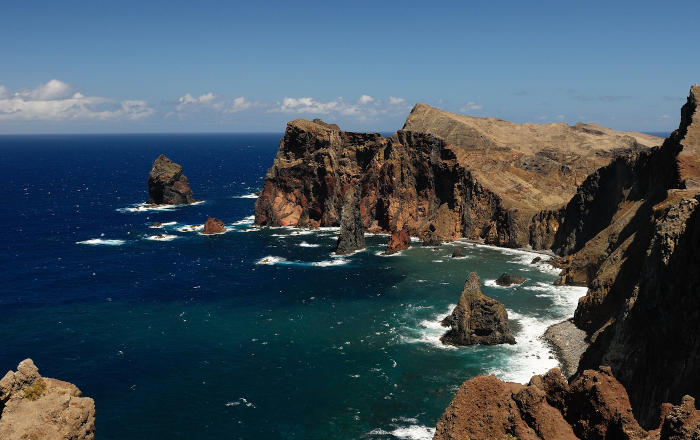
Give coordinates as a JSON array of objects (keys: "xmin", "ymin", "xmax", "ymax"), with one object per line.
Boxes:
[{"xmin": 1, "ymin": 0, "xmax": 698, "ymax": 134}]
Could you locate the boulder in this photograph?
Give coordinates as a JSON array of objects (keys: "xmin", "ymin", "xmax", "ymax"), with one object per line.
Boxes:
[
  {"xmin": 383, "ymin": 227, "xmax": 410, "ymax": 255},
  {"xmin": 440, "ymin": 272, "xmax": 515, "ymax": 346},
  {"xmin": 496, "ymin": 272, "xmax": 527, "ymax": 286},
  {"xmin": 202, "ymin": 217, "xmax": 226, "ymax": 234},
  {"xmin": 334, "ymin": 189, "xmax": 365, "ymax": 255},
  {"xmin": 147, "ymin": 154, "xmax": 195, "ymax": 205},
  {"xmin": 451, "ymin": 247, "xmax": 465, "ymax": 258}
]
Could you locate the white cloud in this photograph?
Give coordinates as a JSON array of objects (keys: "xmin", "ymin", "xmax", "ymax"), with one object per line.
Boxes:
[
  {"xmin": 358, "ymin": 94, "xmax": 375, "ymax": 105},
  {"xmin": 227, "ymin": 97, "xmax": 253, "ymax": 113},
  {"xmin": 388, "ymin": 96, "xmax": 405, "ymax": 105},
  {"xmin": 174, "ymin": 93, "xmax": 258, "ymax": 116},
  {"xmin": 460, "ymin": 101, "xmax": 483, "ymax": 112},
  {"xmin": 0, "ymin": 79, "xmax": 154, "ymax": 121}
]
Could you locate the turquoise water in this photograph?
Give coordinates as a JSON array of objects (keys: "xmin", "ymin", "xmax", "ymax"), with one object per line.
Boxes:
[{"xmin": 0, "ymin": 134, "xmax": 586, "ymax": 439}]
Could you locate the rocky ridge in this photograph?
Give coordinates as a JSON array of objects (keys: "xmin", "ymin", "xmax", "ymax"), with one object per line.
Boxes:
[
  {"xmin": 0, "ymin": 359, "xmax": 95, "ymax": 440},
  {"xmin": 147, "ymin": 154, "xmax": 196, "ymax": 205},
  {"xmin": 440, "ymin": 272, "xmax": 515, "ymax": 346}
]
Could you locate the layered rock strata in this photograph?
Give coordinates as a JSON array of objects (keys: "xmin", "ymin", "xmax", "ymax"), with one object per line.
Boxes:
[
  {"xmin": 147, "ymin": 154, "xmax": 196, "ymax": 205},
  {"xmin": 440, "ymin": 272, "xmax": 515, "ymax": 346},
  {"xmin": 0, "ymin": 359, "xmax": 95, "ymax": 440},
  {"xmin": 254, "ymin": 113, "xmax": 660, "ymax": 247}
]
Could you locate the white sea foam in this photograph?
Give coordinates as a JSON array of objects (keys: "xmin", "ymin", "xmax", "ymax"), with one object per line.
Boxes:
[
  {"xmin": 368, "ymin": 425, "xmax": 436, "ymax": 439},
  {"xmin": 235, "ymin": 193, "xmax": 258, "ymax": 199},
  {"xmin": 76, "ymin": 238, "xmax": 126, "ymax": 246},
  {"xmin": 145, "ymin": 234, "xmax": 178, "ymax": 241},
  {"xmin": 375, "ymin": 250, "xmax": 405, "ymax": 257},
  {"xmin": 312, "ymin": 258, "xmax": 349, "ymax": 267},
  {"xmin": 116, "ymin": 200, "xmax": 204, "ymax": 213},
  {"xmin": 255, "ymin": 256, "xmax": 288, "ymax": 265},
  {"xmin": 148, "ymin": 221, "xmax": 177, "ymax": 228},
  {"xmin": 177, "ymin": 224, "xmax": 204, "ymax": 232},
  {"xmin": 231, "ymin": 215, "xmax": 255, "ymax": 226},
  {"xmin": 483, "ymin": 279, "xmax": 518, "ymax": 289},
  {"xmin": 298, "ymin": 241, "xmax": 320, "ymax": 248},
  {"xmin": 401, "ymin": 304, "xmax": 457, "ymax": 350}
]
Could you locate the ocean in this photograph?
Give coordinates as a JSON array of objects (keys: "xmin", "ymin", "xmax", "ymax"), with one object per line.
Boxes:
[{"xmin": 0, "ymin": 133, "xmax": 586, "ymax": 439}]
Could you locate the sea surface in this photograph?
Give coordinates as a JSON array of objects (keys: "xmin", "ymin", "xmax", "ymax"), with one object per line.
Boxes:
[{"xmin": 0, "ymin": 133, "xmax": 587, "ymax": 439}]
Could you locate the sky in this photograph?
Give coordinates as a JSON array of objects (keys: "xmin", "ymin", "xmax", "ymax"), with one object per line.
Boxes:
[{"xmin": 0, "ymin": 0, "xmax": 698, "ymax": 134}]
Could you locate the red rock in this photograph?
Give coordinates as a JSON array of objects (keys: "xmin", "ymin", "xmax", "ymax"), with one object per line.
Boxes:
[
  {"xmin": 383, "ymin": 227, "xmax": 410, "ymax": 255},
  {"xmin": 201, "ymin": 217, "xmax": 226, "ymax": 234}
]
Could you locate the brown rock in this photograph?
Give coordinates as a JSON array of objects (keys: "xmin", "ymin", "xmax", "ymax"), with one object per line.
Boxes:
[
  {"xmin": 201, "ymin": 217, "xmax": 226, "ymax": 234},
  {"xmin": 495, "ymin": 272, "xmax": 527, "ymax": 286},
  {"xmin": 383, "ymin": 227, "xmax": 410, "ymax": 255},
  {"xmin": 147, "ymin": 154, "xmax": 195, "ymax": 205},
  {"xmin": 440, "ymin": 272, "xmax": 515, "ymax": 346},
  {"xmin": 334, "ymin": 188, "xmax": 365, "ymax": 255},
  {"xmin": 0, "ymin": 359, "xmax": 95, "ymax": 440}
]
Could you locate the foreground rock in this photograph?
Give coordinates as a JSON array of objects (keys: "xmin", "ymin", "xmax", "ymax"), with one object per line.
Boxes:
[
  {"xmin": 334, "ymin": 189, "xmax": 365, "ymax": 255},
  {"xmin": 440, "ymin": 272, "xmax": 515, "ymax": 346},
  {"xmin": 0, "ymin": 359, "xmax": 95, "ymax": 440},
  {"xmin": 383, "ymin": 227, "xmax": 410, "ymax": 255},
  {"xmin": 147, "ymin": 154, "xmax": 196, "ymax": 205},
  {"xmin": 434, "ymin": 366, "xmax": 699, "ymax": 440},
  {"xmin": 495, "ymin": 272, "xmax": 527, "ymax": 286},
  {"xmin": 254, "ymin": 112, "xmax": 660, "ymax": 248},
  {"xmin": 546, "ymin": 85, "xmax": 700, "ymax": 427},
  {"xmin": 201, "ymin": 217, "xmax": 226, "ymax": 234}
]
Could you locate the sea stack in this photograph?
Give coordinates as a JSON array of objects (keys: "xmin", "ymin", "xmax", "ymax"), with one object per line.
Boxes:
[
  {"xmin": 201, "ymin": 217, "xmax": 226, "ymax": 234},
  {"xmin": 147, "ymin": 154, "xmax": 195, "ymax": 205},
  {"xmin": 383, "ymin": 227, "xmax": 411, "ymax": 255},
  {"xmin": 334, "ymin": 189, "xmax": 365, "ymax": 255},
  {"xmin": 0, "ymin": 359, "xmax": 96, "ymax": 440},
  {"xmin": 440, "ymin": 272, "xmax": 515, "ymax": 346},
  {"xmin": 495, "ymin": 273, "xmax": 527, "ymax": 286}
]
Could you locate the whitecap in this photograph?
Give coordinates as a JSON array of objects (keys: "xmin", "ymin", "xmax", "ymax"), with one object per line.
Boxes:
[
  {"xmin": 484, "ymin": 279, "xmax": 517, "ymax": 289},
  {"xmin": 375, "ymin": 250, "xmax": 405, "ymax": 257},
  {"xmin": 312, "ymin": 258, "xmax": 349, "ymax": 267},
  {"xmin": 298, "ymin": 241, "xmax": 320, "ymax": 248},
  {"xmin": 368, "ymin": 425, "xmax": 436, "ymax": 439},
  {"xmin": 76, "ymin": 238, "xmax": 126, "ymax": 246},
  {"xmin": 231, "ymin": 215, "xmax": 255, "ymax": 226},
  {"xmin": 255, "ymin": 256, "xmax": 288, "ymax": 265},
  {"xmin": 116, "ymin": 200, "xmax": 204, "ymax": 213},
  {"xmin": 148, "ymin": 221, "xmax": 177, "ymax": 228},
  {"xmin": 177, "ymin": 224, "xmax": 204, "ymax": 232},
  {"xmin": 235, "ymin": 193, "xmax": 258, "ymax": 199},
  {"xmin": 145, "ymin": 234, "xmax": 178, "ymax": 241},
  {"xmin": 400, "ymin": 304, "xmax": 457, "ymax": 350}
]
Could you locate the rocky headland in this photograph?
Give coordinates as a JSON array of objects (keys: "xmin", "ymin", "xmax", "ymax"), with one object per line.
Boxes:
[
  {"xmin": 147, "ymin": 154, "xmax": 196, "ymax": 205},
  {"xmin": 0, "ymin": 359, "xmax": 95, "ymax": 440},
  {"xmin": 440, "ymin": 272, "xmax": 515, "ymax": 346},
  {"xmin": 254, "ymin": 110, "xmax": 661, "ymax": 248}
]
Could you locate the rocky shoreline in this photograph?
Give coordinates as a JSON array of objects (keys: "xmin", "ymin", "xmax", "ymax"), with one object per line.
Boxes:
[{"xmin": 542, "ymin": 319, "xmax": 587, "ymax": 379}]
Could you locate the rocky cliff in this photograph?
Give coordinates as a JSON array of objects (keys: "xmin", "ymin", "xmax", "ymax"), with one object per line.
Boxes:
[
  {"xmin": 148, "ymin": 154, "xmax": 196, "ymax": 205},
  {"xmin": 0, "ymin": 359, "xmax": 95, "ymax": 440},
  {"xmin": 254, "ymin": 110, "xmax": 660, "ymax": 248}
]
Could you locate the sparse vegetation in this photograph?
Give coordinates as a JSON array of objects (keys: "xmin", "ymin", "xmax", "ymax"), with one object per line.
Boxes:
[{"xmin": 23, "ymin": 378, "xmax": 46, "ymax": 401}]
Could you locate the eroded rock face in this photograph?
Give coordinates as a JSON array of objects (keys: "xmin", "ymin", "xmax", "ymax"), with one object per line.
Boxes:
[
  {"xmin": 434, "ymin": 366, "xmax": 698, "ymax": 440},
  {"xmin": 383, "ymin": 227, "xmax": 410, "ymax": 255},
  {"xmin": 0, "ymin": 359, "xmax": 95, "ymax": 440},
  {"xmin": 254, "ymin": 112, "xmax": 659, "ymax": 247},
  {"xmin": 440, "ymin": 272, "xmax": 515, "ymax": 346},
  {"xmin": 334, "ymin": 188, "xmax": 365, "ymax": 255},
  {"xmin": 202, "ymin": 217, "xmax": 226, "ymax": 234},
  {"xmin": 148, "ymin": 154, "xmax": 196, "ymax": 205},
  {"xmin": 495, "ymin": 273, "xmax": 527, "ymax": 286}
]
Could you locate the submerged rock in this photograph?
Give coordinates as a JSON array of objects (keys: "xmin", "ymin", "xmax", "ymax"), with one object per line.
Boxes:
[
  {"xmin": 495, "ymin": 273, "xmax": 527, "ymax": 286},
  {"xmin": 440, "ymin": 272, "xmax": 515, "ymax": 346},
  {"xmin": 202, "ymin": 217, "xmax": 226, "ymax": 234},
  {"xmin": 531, "ymin": 256, "xmax": 542, "ymax": 264},
  {"xmin": 383, "ymin": 227, "xmax": 410, "ymax": 255},
  {"xmin": 334, "ymin": 189, "xmax": 365, "ymax": 255},
  {"xmin": 451, "ymin": 246, "xmax": 465, "ymax": 258},
  {"xmin": 0, "ymin": 359, "xmax": 95, "ymax": 440},
  {"xmin": 147, "ymin": 154, "xmax": 195, "ymax": 205}
]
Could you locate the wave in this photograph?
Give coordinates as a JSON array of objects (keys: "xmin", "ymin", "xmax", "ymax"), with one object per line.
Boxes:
[
  {"xmin": 177, "ymin": 224, "xmax": 203, "ymax": 232},
  {"xmin": 255, "ymin": 255, "xmax": 351, "ymax": 267},
  {"xmin": 231, "ymin": 215, "xmax": 255, "ymax": 226},
  {"xmin": 76, "ymin": 238, "xmax": 126, "ymax": 246},
  {"xmin": 116, "ymin": 200, "xmax": 204, "ymax": 213},
  {"xmin": 148, "ymin": 221, "xmax": 177, "ymax": 229},
  {"xmin": 312, "ymin": 258, "xmax": 349, "ymax": 267},
  {"xmin": 255, "ymin": 255, "xmax": 288, "ymax": 265},
  {"xmin": 235, "ymin": 193, "xmax": 258, "ymax": 199},
  {"xmin": 375, "ymin": 250, "xmax": 405, "ymax": 257},
  {"xmin": 368, "ymin": 425, "xmax": 436, "ymax": 439},
  {"xmin": 400, "ymin": 304, "xmax": 457, "ymax": 350},
  {"xmin": 298, "ymin": 241, "xmax": 320, "ymax": 248},
  {"xmin": 144, "ymin": 234, "xmax": 178, "ymax": 241}
]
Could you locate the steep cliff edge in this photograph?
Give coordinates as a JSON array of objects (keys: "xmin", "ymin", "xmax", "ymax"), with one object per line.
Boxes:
[
  {"xmin": 0, "ymin": 359, "xmax": 95, "ymax": 440},
  {"xmin": 255, "ymin": 112, "xmax": 660, "ymax": 248}
]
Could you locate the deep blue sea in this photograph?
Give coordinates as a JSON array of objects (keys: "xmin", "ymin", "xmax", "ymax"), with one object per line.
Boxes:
[{"xmin": 0, "ymin": 133, "xmax": 586, "ymax": 439}]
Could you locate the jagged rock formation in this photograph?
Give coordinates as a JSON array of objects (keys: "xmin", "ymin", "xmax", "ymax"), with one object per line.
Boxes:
[
  {"xmin": 440, "ymin": 272, "xmax": 515, "ymax": 346},
  {"xmin": 0, "ymin": 359, "xmax": 95, "ymax": 440},
  {"xmin": 434, "ymin": 366, "xmax": 700, "ymax": 440},
  {"xmin": 254, "ymin": 112, "xmax": 660, "ymax": 247},
  {"xmin": 147, "ymin": 154, "xmax": 196, "ymax": 205},
  {"xmin": 384, "ymin": 227, "xmax": 410, "ymax": 255},
  {"xmin": 495, "ymin": 273, "xmax": 527, "ymax": 286},
  {"xmin": 334, "ymin": 188, "xmax": 365, "ymax": 255},
  {"xmin": 544, "ymin": 85, "xmax": 700, "ymax": 428},
  {"xmin": 201, "ymin": 217, "xmax": 226, "ymax": 234}
]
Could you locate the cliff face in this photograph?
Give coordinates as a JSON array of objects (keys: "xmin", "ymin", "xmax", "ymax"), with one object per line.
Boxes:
[
  {"xmin": 255, "ymin": 112, "xmax": 659, "ymax": 247},
  {"xmin": 0, "ymin": 359, "xmax": 95, "ymax": 440}
]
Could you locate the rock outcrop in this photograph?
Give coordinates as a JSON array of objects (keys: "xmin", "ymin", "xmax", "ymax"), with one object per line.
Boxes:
[
  {"xmin": 383, "ymin": 227, "xmax": 410, "ymax": 255},
  {"xmin": 434, "ymin": 366, "xmax": 700, "ymax": 440},
  {"xmin": 495, "ymin": 273, "xmax": 527, "ymax": 286},
  {"xmin": 450, "ymin": 246, "xmax": 465, "ymax": 258},
  {"xmin": 201, "ymin": 217, "xmax": 226, "ymax": 234},
  {"xmin": 0, "ymin": 359, "xmax": 95, "ymax": 440},
  {"xmin": 254, "ymin": 112, "xmax": 660, "ymax": 247},
  {"xmin": 147, "ymin": 154, "xmax": 196, "ymax": 205},
  {"xmin": 334, "ymin": 188, "xmax": 365, "ymax": 255},
  {"xmin": 440, "ymin": 272, "xmax": 515, "ymax": 346}
]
